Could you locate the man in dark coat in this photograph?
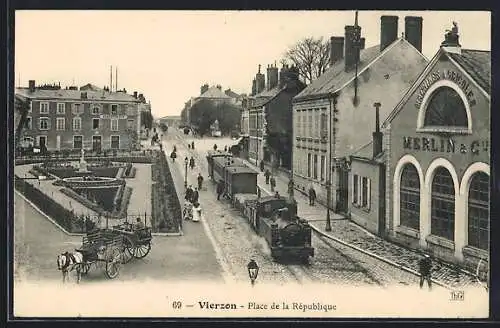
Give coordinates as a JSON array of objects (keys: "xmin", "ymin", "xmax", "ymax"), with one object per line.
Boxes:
[
  {"xmin": 185, "ymin": 185, "xmax": 194, "ymax": 202},
  {"xmin": 192, "ymin": 188, "xmax": 199, "ymax": 204},
  {"xmin": 270, "ymin": 176, "xmax": 276, "ymax": 192},
  {"xmin": 197, "ymin": 173, "xmax": 204, "ymax": 190},
  {"xmin": 419, "ymin": 254, "xmax": 433, "ymax": 290},
  {"xmin": 260, "ymin": 160, "xmax": 265, "ymax": 172},
  {"xmin": 308, "ymin": 186, "xmax": 316, "ymax": 206},
  {"xmin": 191, "ymin": 141, "xmax": 195, "ymax": 150},
  {"xmin": 264, "ymin": 169, "xmax": 271, "ymax": 184},
  {"xmin": 189, "ymin": 157, "xmax": 195, "ymax": 170},
  {"xmin": 216, "ymin": 181, "xmax": 224, "ymax": 200}
]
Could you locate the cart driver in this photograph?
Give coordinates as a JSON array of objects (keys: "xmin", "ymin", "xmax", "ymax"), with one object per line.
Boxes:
[{"xmin": 134, "ymin": 217, "xmax": 145, "ymax": 230}]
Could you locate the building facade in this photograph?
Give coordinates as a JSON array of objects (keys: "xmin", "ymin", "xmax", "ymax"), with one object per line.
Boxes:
[
  {"xmin": 248, "ymin": 64, "xmax": 304, "ymax": 168},
  {"xmin": 292, "ymin": 16, "xmax": 428, "ymax": 214},
  {"xmin": 350, "ymin": 29, "xmax": 490, "ymax": 268},
  {"xmin": 16, "ymin": 80, "xmax": 141, "ymax": 152}
]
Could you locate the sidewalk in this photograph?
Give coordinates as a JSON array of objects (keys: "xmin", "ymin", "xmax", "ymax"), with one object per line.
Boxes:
[{"xmin": 240, "ymin": 158, "xmax": 480, "ymax": 289}]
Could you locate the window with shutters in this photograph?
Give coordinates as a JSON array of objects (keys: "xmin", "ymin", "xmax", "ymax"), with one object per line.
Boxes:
[
  {"xmin": 111, "ymin": 118, "xmax": 119, "ymax": 131},
  {"xmin": 320, "ymin": 155, "xmax": 325, "ymax": 181},
  {"xmin": 313, "ymin": 154, "xmax": 318, "ymax": 179},
  {"xmin": 92, "ymin": 106, "xmax": 100, "ymax": 115},
  {"xmin": 39, "ymin": 117, "xmax": 50, "ymax": 130},
  {"xmin": 127, "ymin": 119, "xmax": 135, "ymax": 129},
  {"xmin": 320, "ymin": 113, "xmax": 328, "ymax": 141},
  {"xmin": 73, "ymin": 117, "xmax": 81, "ymax": 131},
  {"xmin": 111, "ymin": 104, "xmax": 118, "ymax": 115},
  {"xmin": 307, "ymin": 153, "xmax": 312, "ymax": 177},
  {"xmin": 92, "ymin": 118, "xmax": 100, "ymax": 129},
  {"xmin": 361, "ymin": 177, "xmax": 371, "ymax": 209},
  {"xmin": 56, "ymin": 117, "xmax": 65, "ymax": 131},
  {"xmin": 111, "ymin": 135, "xmax": 120, "ymax": 149},
  {"xmin": 353, "ymin": 175, "xmax": 359, "ymax": 205},
  {"xmin": 40, "ymin": 102, "xmax": 49, "ymax": 114},
  {"xmin": 73, "ymin": 136, "xmax": 83, "ymax": 149},
  {"xmin": 72, "ymin": 103, "xmax": 82, "ymax": 115},
  {"xmin": 57, "ymin": 103, "xmax": 65, "ymax": 114}
]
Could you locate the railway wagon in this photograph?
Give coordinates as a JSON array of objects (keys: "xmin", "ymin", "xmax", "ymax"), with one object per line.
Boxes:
[
  {"xmin": 211, "ymin": 155, "xmax": 246, "ymax": 184},
  {"xmin": 243, "ymin": 196, "xmax": 314, "ymax": 263},
  {"xmin": 225, "ymin": 166, "xmax": 258, "ymax": 201},
  {"xmin": 206, "ymin": 151, "xmax": 231, "ymax": 179}
]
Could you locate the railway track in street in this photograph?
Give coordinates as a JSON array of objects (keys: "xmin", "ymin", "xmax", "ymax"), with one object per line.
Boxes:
[{"xmin": 164, "ymin": 132, "xmax": 423, "ymax": 287}]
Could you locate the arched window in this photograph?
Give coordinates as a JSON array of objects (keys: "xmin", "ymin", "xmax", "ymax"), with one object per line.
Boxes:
[
  {"xmin": 468, "ymin": 172, "xmax": 489, "ymax": 250},
  {"xmin": 430, "ymin": 167, "xmax": 455, "ymax": 240},
  {"xmin": 424, "ymin": 86, "xmax": 468, "ymax": 127},
  {"xmin": 400, "ymin": 164, "xmax": 420, "ymax": 230}
]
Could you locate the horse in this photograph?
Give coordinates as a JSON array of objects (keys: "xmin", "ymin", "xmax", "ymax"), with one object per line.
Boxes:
[{"xmin": 57, "ymin": 251, "xmax": 84, "ymax": 284}]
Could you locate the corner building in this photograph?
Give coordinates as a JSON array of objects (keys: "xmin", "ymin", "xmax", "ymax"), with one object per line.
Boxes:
[{"xmin": 381, "ymin": 41, "xmax": 490, "ymax": 267}]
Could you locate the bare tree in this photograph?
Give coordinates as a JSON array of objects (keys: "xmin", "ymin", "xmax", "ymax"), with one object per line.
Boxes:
[{"xmin": 284, "ymin": 37, "xmax": 330, "ymax": 85}]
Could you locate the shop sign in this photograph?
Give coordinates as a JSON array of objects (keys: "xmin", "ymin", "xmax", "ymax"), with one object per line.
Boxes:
[
  {"xmin": 99, "ymin": 114, "xmax": 128, "ymax": 119},
  {"xmin": 403, "ymin": 136, "xmax": 489, "ymax": 155},
  {"xmin": 415, "ymin": 70, "xmax": 477, "ymax": 109}
]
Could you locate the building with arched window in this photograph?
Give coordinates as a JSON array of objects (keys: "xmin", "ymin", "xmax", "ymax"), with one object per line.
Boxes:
[{"xmin": 349, "ymin": 28, "xmax": 490, "ymax": 269}]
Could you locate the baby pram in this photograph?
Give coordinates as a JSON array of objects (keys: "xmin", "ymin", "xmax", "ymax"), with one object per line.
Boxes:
[{"xmin": 183, "ymin": 201, "xmax": 193, "ymax": 220}]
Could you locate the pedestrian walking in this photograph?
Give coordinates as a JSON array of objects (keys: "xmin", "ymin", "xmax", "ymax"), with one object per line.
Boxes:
[
  {"xmin": 288, "ymin": 179, "xmax": 294, "ymax": 197},
  {"xmin": 274, "ymin": 191, "xmax": 280, "ymax": 198},
  {"xmin": 260, "ymin": 160, "xmax": 265, "ymax": 172},
  {"xmin": 197, "ymin": 173, "xmax": 204, "ymax": 190},
  {"xmin": 213, "ymin": 144, "xmax": 218, "ymax": 151},
  {"xmin": 185, "ymin": 185, "xmax": 194, "ymax": 202},
  {"xmin": 264, "ymin": 169, "xmax": 271, "ymax": 184},
  {"xmin": 216, "ymin": 181, "xmax": 224, "ymax": 200},
  {"xmin": 192, "ymin": 187, "xmax": 199, "ymax": 204},
  {"xmin": 257, "ymin": 187, "xmax": 261, "ymax": 198},
  {"xmin": 170, "ymin": 151, "xmax": 177, "ymax": 162},
  {"xmin": 189, "ymin": 157, "xmax": 195, "ymax": 170},
  {"xmin": 191, "ymin": 141, "xmax": 195, "ymax": 150},
  {"xmin": 188, "ymin": 144, "xmax": 191, "ymax": 149},
  {"xmin": 224, "ymin": 146, "xmax": 228, "ymax": 152},
  {"xmin": 173, "ymin": 145, "xmax": 177, "ymax": 152},
  {"xmin": 419, "ymin": 254, "xmax": 433, "ymax": 290},
  {"xmin": 270, "ymin": 176, "xmax": 276, "ymax": 192},
  {"xmin": 308, "ymin": 186, "xmax": 316, "ymax": 206}
]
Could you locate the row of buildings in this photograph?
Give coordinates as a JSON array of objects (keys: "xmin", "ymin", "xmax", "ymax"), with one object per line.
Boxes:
[
  {"xmin": 240, "ymin": 16, "xmax": 490, "ymax": 268},
  {"xmin": 14, "ymin": 82, "xmax": 152, "ymax": 152}
]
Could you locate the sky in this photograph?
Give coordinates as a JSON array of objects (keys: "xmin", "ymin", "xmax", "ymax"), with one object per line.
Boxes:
[{"xmin": 15, "ymin": 10, "xmax": 490, "ymax": 118}]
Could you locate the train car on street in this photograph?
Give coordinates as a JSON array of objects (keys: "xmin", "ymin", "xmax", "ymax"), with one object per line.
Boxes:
[
  {"xmin": 224, "ymin": 166, "xmax": 258, "ymax": 200},
  {"xmin": 206, "ymin": 151, "xmax": 231, "ymax": 179}
]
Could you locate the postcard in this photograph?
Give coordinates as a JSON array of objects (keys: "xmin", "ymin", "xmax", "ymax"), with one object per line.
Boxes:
[{"xmin": 12, "ymin": 9, "xmax": 491, "ymax": 319}]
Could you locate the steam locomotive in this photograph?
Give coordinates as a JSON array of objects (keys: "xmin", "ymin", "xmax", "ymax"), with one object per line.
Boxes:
[{"xmin": 206, "ymin": 151, "xmax": 314, "ymax": 263}]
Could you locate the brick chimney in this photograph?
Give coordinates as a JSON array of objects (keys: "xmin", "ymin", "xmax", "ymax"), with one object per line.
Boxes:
[
  {"xmin": 266, "ymin": 64, "xmax": 279, "ymax": 90},
  {"xmin": 372, "ymin": 102, "xmax": 383, "ymax": 158},
  {"xmin": 28, "ymin": 80, "xmax": 36, "ymax": 93},
  {"xmin": 405, "ymin": 16, "xmax": 423, "ymax": 52},
  {"xmin": 329, "ymin": 37, "xmax": 344, "ymax": 66},
  {"xmin": 133, "ymin": 91, "xmax": 138, "ymax": 99},
  {"xmin": 380, "ymin": 16, "xmax": 399, "ymax": 52},
  {"xmin": 344, "ymin": 25, "xmax": 362, "ymax": 72}
]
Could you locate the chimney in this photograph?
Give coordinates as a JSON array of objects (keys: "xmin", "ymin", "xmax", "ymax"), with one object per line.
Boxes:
[
  {"xmin": 380, "ymin": 16, "xmax": 399, "ymax": 52},
  {"xmin": 344, "ymin": 25, "xmax": 361, "ymax": 72},
  {"xmin": 28, "ymin": 80, "xmax": 35, "ymax": 92},
  {"xmin": 251, "ymin": 79, "xmax": 257, "ymax": 96},
  {"xmin": 405, "ymin": 16, "xmax": 423, "ymax": 52},
  {"xmin": 216, "ymin": 85, "xmax": 222, "ymax": 90},
  {"xmin": 329, "ymin": 36, "xmax": 344, "ymax": 66},
  {"xmin": 372, "ymin": 102, "xmax": 383, "ymax": 158},
  {"xmin": 267, "ymin": 64, "xmax": 279, "ymax": 90},
  {"xmin": 133, "ymin": 91, "xmax": 138, "ymax": 99}
]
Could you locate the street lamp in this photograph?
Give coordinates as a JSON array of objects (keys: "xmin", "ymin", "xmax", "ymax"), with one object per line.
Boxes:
[
  {"xmin": 325, "ymin": 93, "xmax": 337, "ymax": 232},
  {"xmin": 184, "ymin": 157, "xmax": 189, "ymax": 188},
  {"xmin": 247, "ymin": 259, "xmax": 259, "ymax": 286}
]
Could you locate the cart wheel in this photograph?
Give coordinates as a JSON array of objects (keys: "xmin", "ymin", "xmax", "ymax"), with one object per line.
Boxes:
[
  {"xmin": 121, "ymin": 236, "xmax": 134, "ymax": 264},
  {"xmin": 105, "ymin": 247, "xmax": 121, "ymax": 279},
  {"xmin": 81, "ymin": 262, "xmax": 91, "ymax": 275},
  {"xmin": 134, "ymin": 242, "xmax": 151, "ymax": 258}
]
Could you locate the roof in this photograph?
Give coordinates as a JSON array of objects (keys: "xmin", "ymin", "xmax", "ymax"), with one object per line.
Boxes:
[
  {"xmin": 382, "ymin": 47, "xmax": 490, "ymax": 128},
  {"xmin": 225, "ymin": 89, "xmax": 240, "ymax": 98},
  {"xmin": 198, "ymin": 86, "xmax": 231, "ymax": 99},
  {"xmin": 227, "ymin": 166, "xmax": 258, "ymax": 175},
  {"xmin": 250, "ymin": 85, "xmax": 286, "ymax": 108},
  {"xmin": 351, "ymin": 140, "xmax": 386, "ymax": 163},
  {"xmin": 448, "ymin": 49, "xmax": 491, "ymax": 94},
  {"xmin": 80, "ymin": 83, "xmax": 102, "ymax": 91},
  {"xmin": 15, "ymin": 87, "xmax": 139, "ymax": 102},
  {"xmin": 294, "ymin": 43, "xmax": 382, "ymax": 100}
]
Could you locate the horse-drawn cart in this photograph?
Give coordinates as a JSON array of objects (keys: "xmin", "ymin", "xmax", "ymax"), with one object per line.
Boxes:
[
  {"xmin": 111, "ymin": 222, "xmax": 153, "ymax": 264},
  {"xmin": 77, "ymin": 229, "xmax": 123, "ymax": 279}
]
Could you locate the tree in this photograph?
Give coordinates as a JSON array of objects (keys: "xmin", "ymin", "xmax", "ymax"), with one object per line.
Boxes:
[
  {"xmin": 14, "ymin": 95, "xmax": 30, "ymax": 149},
  {"xmin": 189, "ymin": 99, "xmax": 241, "ymax": 137},
  {"xmin": 284, "ymin": 36, "xmax": 330, "ymax": 85}
]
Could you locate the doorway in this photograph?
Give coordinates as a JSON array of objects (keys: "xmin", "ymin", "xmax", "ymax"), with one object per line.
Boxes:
[
  {"xmin": 92, "ymin": 136, "xmax": 102, "ymax": 152},
  {"xmin": 336, "ymin": 166, "xmax": 349, "ymax": 214}
]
